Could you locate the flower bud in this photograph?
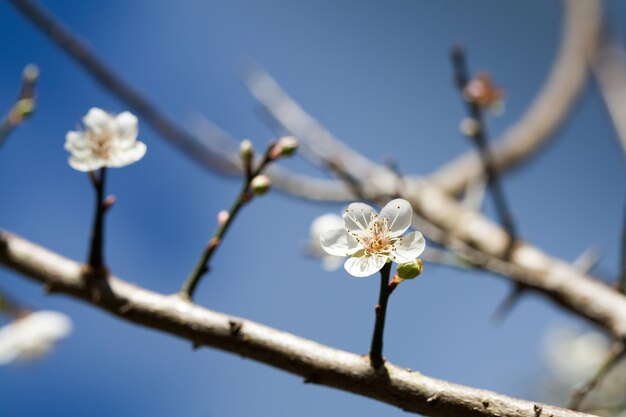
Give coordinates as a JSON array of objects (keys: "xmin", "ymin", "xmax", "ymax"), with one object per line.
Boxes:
[
  {"xmin": 22, "ymin": 64, "xmax": 39, "ymax": 83},
  {"xmin": 239, "ymin": 139, "xmax": 254, "ymax": 164},
  {"xmin": 250, "ymin": 175, "xmax": 271, "ymax": 195},
  {"xmin": 396, "ymin": 259, "xmax": 423, "ymax": 280},
  {"xmin": 274, "ymin": 136, "xmax": 299, "ymax": 157},
  {"xmin": 217, "ymin": 210, "xmax": 230, "ymax": 226},
  {"xmin": 459, "ymin": 118, "xmax": 479, "ymax": 137}
]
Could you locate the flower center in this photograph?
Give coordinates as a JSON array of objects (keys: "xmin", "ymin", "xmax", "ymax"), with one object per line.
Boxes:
[
  {"xmin": 88, "ymin": 129, "xmax": 113, "ymax": 159},
  {"xmin": 345, "ymin": 209, "xmax": 400, "ymax": 257},
  {"xmin": 364, "ymin": 234, "xmax": 392, "ymax": 255}
]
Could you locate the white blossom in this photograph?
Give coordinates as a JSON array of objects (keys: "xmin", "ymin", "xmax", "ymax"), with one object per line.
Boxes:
[
  {"xmin": 544, "ymin": 327, "xmax": 609, "ymax": 384},
  {"xmin": 65, "ymin": 107, "xmax": 146, "ymax": 172},
  {"xmin": 319, "ymin": 198, "xmax": 425, "ymax": 277},
  {"xmin": 0, "ymin": 310, "xmax": 72, "ymax": 365},
  {"xmin": 307, "ymin": 213, "xmax": 345, "ymax": 271}
]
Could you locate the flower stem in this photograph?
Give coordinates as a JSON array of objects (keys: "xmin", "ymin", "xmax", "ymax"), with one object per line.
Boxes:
[
  {"xmin": 369, "ymin": 262, "xmax": 392, "ymax": 368},
  {"xmin": 179, "ymin": 150, "xmax": 274, "ymax": 301},
  {"xmin": 87, "ymin": 167, "xmax": 107, "ymax": 272}
]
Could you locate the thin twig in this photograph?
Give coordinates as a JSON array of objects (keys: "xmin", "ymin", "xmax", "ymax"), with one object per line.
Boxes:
[
  {"xmin": 430, "ymin": 0, "xmax": 602, "ymax": 195},
  {"xmin": 450, "ymin": 46, "xmax": 518, "ymax": 252},
  {"xmin": 567, "ymin": 342, "xmax": 626, "ymax": 411},
  {"xmin": 87, "ymin": 168, "xmax": 109, "ymax": 272},
  {"xmin": 369, "ymin": 262, "xmax": 392, "ymax": 368},
  {"xmin": 451, "ymin": 47, "xmax": 525, "ymax": 321},
  {"xmin": 179, "ymin": 146, "xmax": 274, "ymax": 300},
  {"xmin": 591, "ymin": 32, "xmax": 626, "ymax": 159},
  {"xmin": 619, "ymin": 203, "xmax": 626, "ymax": 293},
  {"xmin": 8, "ymin": 0, "xmax": 237, "ymax": 174},
  {"xmin": 0, "ymin": 64, "xmax": 38, "ymax": 147}
]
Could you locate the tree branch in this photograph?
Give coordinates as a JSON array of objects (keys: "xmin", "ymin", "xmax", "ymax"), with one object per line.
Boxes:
[
  {"xmin": 0, "ymin": 229, "xmax": 597, "ymax": 417},
  {"xmin": 7, "ymin": 0, "xmax": 239, "ymax": 175},
  {"xmin": 428, "ymin": 0, "xmax": 602, "ymax": 195},
  {"xmin": 591, "ymin": 32, "xmax": 626, "ymax": 158}
]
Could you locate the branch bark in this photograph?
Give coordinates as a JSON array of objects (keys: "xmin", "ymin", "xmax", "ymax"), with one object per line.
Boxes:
[
  {"xmin": 0, "ymin": 229, "xmax": 596, "ymax": 417},
  {"xmin": 591, "ymin": 32, "xmax": 626, "ymax": 158}
]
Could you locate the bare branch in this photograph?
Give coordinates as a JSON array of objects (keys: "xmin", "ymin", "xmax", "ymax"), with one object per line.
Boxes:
[
  {"xmin": 428, "ymin": 0, "xmax": 602, "ymax": 195},
  {"xmin": 0, "ymin": 229, "xmax": 597, "ymax": 417},
  {"xmin": 402, "ymin": 180, "xmax": 626, "ymax": 339},
  {"xmin": 592, "ymin": 33, "xmax": 626, "ymax": 158}
]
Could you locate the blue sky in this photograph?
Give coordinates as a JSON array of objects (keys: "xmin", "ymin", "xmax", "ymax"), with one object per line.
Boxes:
[{"xmin": 1, "ymin": 1, "xmax": 625, "ymax": 416}]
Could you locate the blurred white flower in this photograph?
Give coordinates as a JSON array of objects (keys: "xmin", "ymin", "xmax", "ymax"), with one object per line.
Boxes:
[
  {"xmin": 320, "ymin": 198, "xmax": 425, "ymax": 277},
  {"xmin": 65, "ymin": 107, "xmax": 146, "ymax": 172},
  {"xmin": 307, "ymin": 213, "xmax": 345, "ymax": 271},
  {"xmin": 544, "ymin": 327, "xmax": 609, "ymax": 384},
  {"xmin": 0, "ymin": 310, "xmax": 72, "ymax": 365}
]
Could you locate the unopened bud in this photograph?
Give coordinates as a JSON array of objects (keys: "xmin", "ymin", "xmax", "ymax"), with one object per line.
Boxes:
[
  {"xmin": 239, "ymin": 139, "xmax": 254, "ymax": 164},
  {"xmin": 217, "ymin": 210, "xmax": 230, "ymax": 226},
  {"xmin": 459, "ymin": 117, "xmax": 479, "ymax": 137},
  {"xmin": 250, "ymin": 175, "xmax": 271, "ymax": 195},
  {"xmin": 104, "ymin": 195, "xmax": 117, "ymax": 209},
  {"xmin": 396, "ymin": 259, "xmax": 423, "ymax": 280},
  {"xmin": 15, "ymin": 98, "xmax": 35, "ymax": 118},
  {"xmin": 272, "ymin": 136, "xmax": 299, "ymax": 158},
  {"xmin": 22, "ymin": 64, "xmax": 39, "ymax": 83}
]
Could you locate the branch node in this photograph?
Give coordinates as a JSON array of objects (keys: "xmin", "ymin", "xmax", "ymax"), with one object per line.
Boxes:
[
  {"xmin": 303, "ymin": 372, "xmax": 319, "ymax": 384},
  {"xmin": 229, "ymin": 319, "xmax": 242, "ymax": 336}
]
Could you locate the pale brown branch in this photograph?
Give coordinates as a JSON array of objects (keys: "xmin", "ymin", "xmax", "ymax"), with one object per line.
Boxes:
[
  {"xmin": 243, "ymin": 0, "xmax": 602, "ymax": 203},
  {"xmin": 0, "ymin": 229, "xmax": 596, "ymax": 417},
  {"xmin": 402, "ymin": 180, "xmax": 626, "ymax": 339},
  {"xmin": 428, "ymin": 0, "xmax": 602, "ymax": 195},
  {"xmin": 592, "ymin": 33, "xmax": 626, "ymax": 158}
]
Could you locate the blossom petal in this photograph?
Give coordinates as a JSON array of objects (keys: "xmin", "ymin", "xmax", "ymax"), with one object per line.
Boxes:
[
  {"xmin": 379, "ymin": 198, "xmax": 412, "ymax": 235},
  {"xmin": 320, "ymin": 229, "xmax": 360, "ymax": 256},
  {"xmin": 68, "ymin": 156, "xmax": 105, "ymax": 172},
  {"xmin": 83, "ymin": 107, "xmax": 112, "ymax": 133},
  {"xmin": 107, "ymin": 141, "xmax": 147, "ymax": 167},
  {"xmin": 344, "ymin": 254, "xmax": 387, "ymax": 277},
  {"xmin": 114, "ymin": 111, "xmax": 138, "ymax": 142},
  {"xmin": 343, "ymin": 202, "xmax": 377, "ymax": 237},
  {"xmin": 391, "ymin": 231, "xmax": 426, "ymax": 263}
]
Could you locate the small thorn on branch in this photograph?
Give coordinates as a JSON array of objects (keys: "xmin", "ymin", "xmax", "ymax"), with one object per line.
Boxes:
[{"xmin": 229, "ymin": 320, "xmax": 242, "ymax": 336}]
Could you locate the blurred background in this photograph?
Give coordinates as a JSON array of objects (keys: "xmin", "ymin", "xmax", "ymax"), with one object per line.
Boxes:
[{"xmin": 0, "ymin": 0, "xmax": 625, "ymax": 416}]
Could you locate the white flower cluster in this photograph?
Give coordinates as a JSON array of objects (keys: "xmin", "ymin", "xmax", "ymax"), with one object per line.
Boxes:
[{"xmin": 0, "ymin": 310, "xmax": 72, "ymax": 365}]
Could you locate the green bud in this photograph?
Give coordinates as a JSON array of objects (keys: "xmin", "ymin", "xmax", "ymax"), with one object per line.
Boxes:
[
  {"xmin": 250, "ymin": 174, "xmax": 270, "ymax": 195},
  {"xmin": 15, "ymin": 98, "xmax": 35, "ymax": 117},
  {"xmin": 396, "ymin": 259, "xmax": 423, "ymax": 280},
  {"xmin": 239, "ymin": 139, "xmax": 254, "ymax": 164}
]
